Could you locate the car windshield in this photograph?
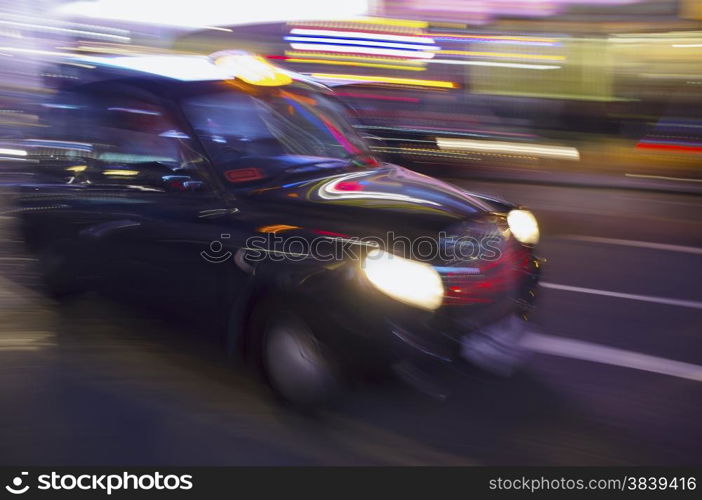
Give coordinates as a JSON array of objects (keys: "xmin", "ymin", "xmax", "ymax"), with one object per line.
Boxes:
[{"xmin": 181, "ymin": 87, "xmax": 375, "ymax": 184}]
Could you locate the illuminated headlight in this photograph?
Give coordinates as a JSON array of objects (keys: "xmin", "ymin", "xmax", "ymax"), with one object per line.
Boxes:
[
  {"xmin": 362, "ymin": 249, "xmax": 444, "ymax": 311},
  {"xmin": 507, "ymin": 209, "xmax": 539, "ymax": 245}
]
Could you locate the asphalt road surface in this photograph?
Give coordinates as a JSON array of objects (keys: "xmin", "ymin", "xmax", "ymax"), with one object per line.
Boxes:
[{"xmin": 0, "ymin": 180, "xmax": 700, "ymax": 465}]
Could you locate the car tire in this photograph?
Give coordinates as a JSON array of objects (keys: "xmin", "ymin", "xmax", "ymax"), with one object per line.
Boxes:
[{"xmin": 258, "ymin": 304, "xmax": 339, "ymax": 408}]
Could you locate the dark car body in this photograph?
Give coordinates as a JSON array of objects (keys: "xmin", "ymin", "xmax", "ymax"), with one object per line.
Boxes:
[{"xmin": 12, "ymin": 53, "xmax": 541, "ymax": 403}]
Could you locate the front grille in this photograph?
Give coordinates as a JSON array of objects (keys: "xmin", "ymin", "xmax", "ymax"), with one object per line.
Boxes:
[
  {"xmin": 442, "ymin": 240, "xmax": 532, "ymax": 305},
  {"xmin": 437, "ymin": 217, "xmax": 534, "ymax": 306}
]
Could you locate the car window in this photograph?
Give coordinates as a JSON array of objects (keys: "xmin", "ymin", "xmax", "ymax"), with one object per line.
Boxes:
[
  {"xmin": 34, "ymin": 90, "xmax": 99, "ymax": 162},
  {"xmin": 182, "ymin": 88, "xmax": 374, "ymax": 184},
  {"xmin": 38, "ymin": 87, "xmax": 213, "ymax": 191},
  {"xmin": 95, "ymin": 96, "xmax": 184, "ymax": 165},
  {"xmin": 43, "ymin": 88, "xmax": 200, "ymax": 164}
]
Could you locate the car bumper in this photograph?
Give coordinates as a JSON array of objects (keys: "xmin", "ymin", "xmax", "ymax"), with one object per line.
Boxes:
[{"xmin": 302, "ymin": 254, "xmax": 541, "ymax": 380}]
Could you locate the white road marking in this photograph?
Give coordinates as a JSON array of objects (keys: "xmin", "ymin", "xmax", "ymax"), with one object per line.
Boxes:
[
  {"xmin": 625, "ymin": 172, "xmax": 702, "ymax": 183},
  {"xmin": 557, "ymin": 235, "xmax": 702, "ymax": 255},
  {"xmin": 541, "ymin": 282, "xmax": 702, "ymax": 310},
  {"xmin": 523, "ymin": 333, "xmax": 702, "ymax": 382}
]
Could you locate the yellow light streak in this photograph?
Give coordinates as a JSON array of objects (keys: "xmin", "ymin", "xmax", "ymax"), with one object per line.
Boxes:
[{"xmin": 309, "ymin": 73, "xmax": 456, "ymax": 89}]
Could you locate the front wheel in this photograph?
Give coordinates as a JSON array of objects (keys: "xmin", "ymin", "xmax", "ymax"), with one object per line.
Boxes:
[{"xmin": 260, "ymin": 306, "xmax": 339, "ymax": 407}]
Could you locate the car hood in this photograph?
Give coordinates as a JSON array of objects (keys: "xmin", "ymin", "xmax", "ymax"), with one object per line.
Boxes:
[{"xmin": 244, "ymin": 164, "xmax": 498, "ymax": 225}]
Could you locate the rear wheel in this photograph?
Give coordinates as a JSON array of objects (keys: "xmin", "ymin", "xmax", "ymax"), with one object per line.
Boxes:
[{"xmin": 259, "ymin": 305, "xmax": 339, "ymax": 407}]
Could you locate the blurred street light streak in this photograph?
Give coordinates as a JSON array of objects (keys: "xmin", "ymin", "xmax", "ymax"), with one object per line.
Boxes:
[
  {"xmin": 373, "ymin": 145, "xmax": 542, "ymax": 161},
  {"xmin": 436, "ymin": 138, "xmax": 579, "ymax": 160},
  {"xmin": 427, "ymin": 59, "xmax": 561, "ymax": 70},
  {"xmin": 285, "ymin": 37, "xmax": 437, "ymax": 52},
  {"xmin": 0, "ymin": 19, "xmax": 129, "ymax": 42},
  {"xmin": 56, "ymin": 45, "xmax": 148, "ymax": 55},
  {"xmin": 61, "ymin": 62, "xmax": 96, "ymax": 69},
  {"xmin": 359, "ymin": 125, "xmax": 534, "ymax": 139},
  {"xmin": 258, "ymin": 224, "xmax": 300, "ymax": 233},
  {"xmin": 0, "ymin": 47, "xmax": 74, "ymax": 58},
  {"xmin": 342, "ymin": 17, "xmax": 428, "ymax": 29},
  {"xmin": 636, "ymin": 142, "xmax": 702, "ymax": 153},
  {"xmin": 418, "ymin": 33, "xmax": 557, "ymax": 43},
  {"xmin": 288, "ymin": 20, "xmax": 427, "ymax": 34},
  {"xmin": 369, "ymin": 137, "xmax": 449, "ymax": 144},
  {"xmin": 103, "ymin": 169, "xmax": 140, "ymax": 176},
  {"xmin": 0, "ymin": 156, "xmax": 29, "ymax": 162},
  {"xmin": 439, "ymin": 50, "xmax": 565, "ymax": 61},
  {"xmin": 432, "ymin": 38, "xmax": 559, "ymax": 47},
  {"xmin": 334, "ymin": 92, "xmax": 419, "ymax": 102},
  {"xmin": 658, "ymin": 120, "xmax": 702, "ymax": 129},
  {"xmin": 290, "ymin": 43, "xmax": 435, "ymax": 59},
  {"xmin": 283, "ymin": 51, "xmax": 425, "ymax": 64},
  {"xmin": 290, "ymin": 28, "xmax": 436, "ymax": 46},
  {"xmin": 25, "ymin": 139, "xmax": 93, "ymax": 149},
  {"xmin": 79, "ymin": 55, "xmax": 240, "ymax": 81},
  {"xmin": 284, "ymin": 58, "xmax": 425, "ymax": 71},
  {"xmin": 0, "ymin": 148, "xmax": 27, "ymax": 157},
  {"xmin": 57, "ymin": 0, "xmax": 370, "ymax": 29},
  {"xmin": 66, "ymin": 165, "xmax": 88, "ymax": 173},
  {"xmin": 308, "ymin": 73, "xmax": 456, "ymax": 88},
  {"xmin": 370, "ymin": 147, "xmax": 484, "ymax": 161},
  {"xmin": 278, "ymin": 52, "xmax": 426, "ymax": 70}
]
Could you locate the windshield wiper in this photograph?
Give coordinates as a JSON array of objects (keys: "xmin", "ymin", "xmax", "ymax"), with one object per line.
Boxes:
[
  {"xmin": 342, "ymin": 152, "xmax": 378, "ymax": 166},
  {"xmin": 278, "ymin": 152, "xmax": 376, "ymax": 176}
]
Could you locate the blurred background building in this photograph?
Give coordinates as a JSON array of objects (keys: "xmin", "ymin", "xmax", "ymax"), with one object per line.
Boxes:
[{"xmin": 2, "ymin": 0, "xmax": 702, "ymax": 189}]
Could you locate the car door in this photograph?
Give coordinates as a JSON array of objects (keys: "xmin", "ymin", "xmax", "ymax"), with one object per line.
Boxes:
[{"xmin": 79, "ymin": 86, "xmax": 251, "ymax": 324}]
